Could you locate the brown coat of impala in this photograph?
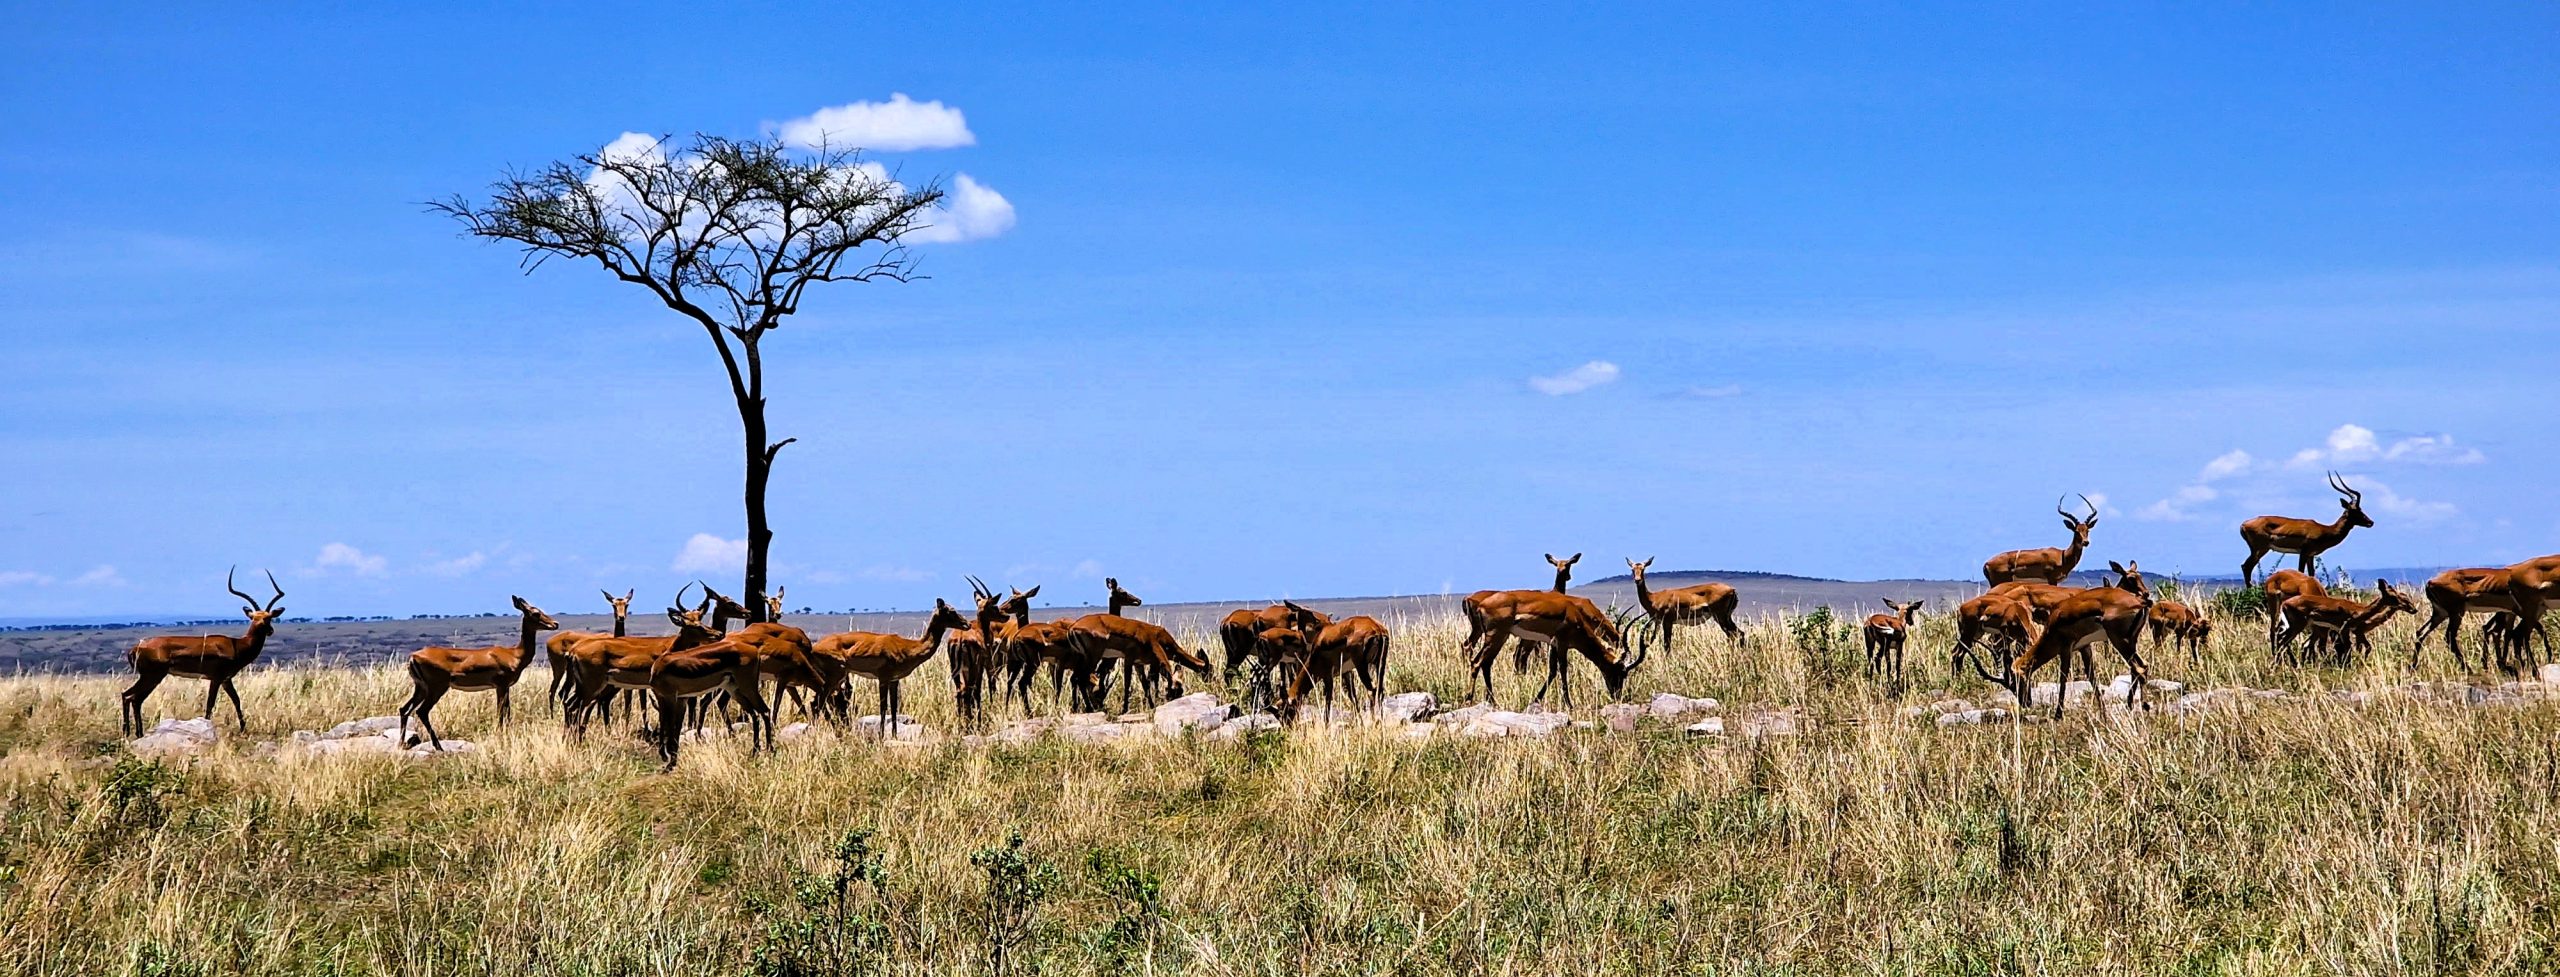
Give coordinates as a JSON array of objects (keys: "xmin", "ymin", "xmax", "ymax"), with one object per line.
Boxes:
[
  {"xmin": 400, "ymin": 596, "xmax": 560, "ymax": 750},
  {"xmin": 1460, "ymin": 589, "xmax": 1642, "ymax": 709},
  {"xmin": 2409, "ymin": 568, "xmax": 2517, "ymax": 669},
  {"xmin": 2501, "ymin": 555, "xmax": 2560, "ymax": 662},
  {"xmin": 989, "ymin": 583, "xmax": 1103, "ymax": 714},
  {"xmin": 1953, "ymin": 592, "xmax": 2039, "ymax": 678},
  {"xmin": 1460, "ymin": 552, "xmax": 1583, "ymax": 678},
  {"xmin": 547, "ymin": 588, "xmax": 633, "ymax": 710},
  {"xmin": 1277, "ymin": 615, "xmax": 1392, "ymax": 724},
  {"xmin": 1625, "ymin": 558, "xmax": 1744, "ymax": 650},
  {"xmin": 1986, "ymin": 581, "xmax": 2081, "ymax": 621},
  {"xmin": 646, "ymin": 614, "xmax": 775, "ymax": 771},
  {"xmin": 121, "ymin": 568, "xmax": 286, "ymax": 737},
  {"xmin": 2238, "ymin": 472, "xmax": 2373, "ymax": 585},
  {"xmin": 559, "ymin": 586, "xmax": 713, "ymax": 733},
  {"xmin": 2144, "ymin": 600, "xmax": 2210, "ymax": 665},
  {"xmin": 2258, "ymin": 569, "xmax": 2328, "ymax": 647},
  {"xmin": 1971, "ymin": 561, "xmax": 2154, "ymax": 718},
  {"xmin": 1861, "ymin": 599, "xmax": 1924, "ymax": 684},
  {"xmin": 1219, "ymin": 602, "xmax": 1331, "ymax": 677},
  {"xmin": 1982, "ymin": 496, "xmax": 2098, "ymax": 585},
  {"xmin": 2274, "ymin": 580, "xmax": 2417, "ymax": 664},
  {"xmin": 946, "ymin": 588, "xmax": 1010, "ymax": 725},
  {"xmin": 1068, "ymin": 578, "xmax": 1211, "ymax": 711},
  {"xmin": 814, "ymin": 598, "xmax": 970, "ymax": 738}
]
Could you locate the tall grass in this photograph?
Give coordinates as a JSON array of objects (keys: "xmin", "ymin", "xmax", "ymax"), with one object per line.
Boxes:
[{"xmin": 1, "ymin": 604, "xmax": 2554, "ymax": 975}]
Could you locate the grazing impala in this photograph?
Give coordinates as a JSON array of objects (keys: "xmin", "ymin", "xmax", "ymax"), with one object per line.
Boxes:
[
  {"xmin": 646, "ymin": 610, "xmax": 774, "ymax": 770},
  {"xmin": 1953, "ymin": 592, "xmax": 2039, "ymax": 678},
  {"xmin": 1219, "ymin": 601, "xmax": 1329, "ymax": 676},
  {"xmin": 2409, "ymin": 568, "xmax": 2517, "ymax": 669},
  {"xmin": 1970, "ymin": 562, "xmax": 2154, "ymax": 718},
  {"xmin": 2145, "ymin": 600, "xmax": 2209, "ymax": 665},
  {"xmin": 1069, "ymin": 579, "xmax": 1213, "ymax": 712},
  {"xmin": 547, "ymin": 589, "xmax": 633, "ymax": 712},
  {"xmin": 1276, "ymin": 615, "xmax": 1391, "ymax": 724},
  {"xmin": 1461, "ymin": 589, "xmax": 1643, "ymax": 709},
  {"xmin": 1461, "ymin": 553, "xmax": 1585, "ymax": 678},
  {"xmin": 400, "ymin": 596, "xmax": 560, "ymax": 750},
  {"xmin": 2274, "ymin": 580, "xmax": 2418, "ymax": 665},
  {"xmin": 122, "ymin": 568, "xmax": 285, "ymax": 737},
  {"xmin": 1625, "ymin": 558, "xmax": 1744, "ymax": 651},
  {"xmin": 1862, "ymin": 599, "xmax": 1924, "ymax": 684},
  {"xmin": 2238, "ymin": 472, "xmax": 2372, "ymax": 585},
  {"xmin": 1982, "ymin": 496, "xmax": 2099, "ymax": 586},
  {"xmin": 815, "ymin": 598, "xmax": 971, "ymax": 738}
]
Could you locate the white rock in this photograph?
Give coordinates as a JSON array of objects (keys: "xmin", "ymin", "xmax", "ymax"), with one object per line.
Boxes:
[
  {"xmin": 1684, "ymin": 717, "xmax": 1726, "ymax": 737},
  {"xmin": 1398, "ymin": 722, "xmax": 1436, "ymax": 740},
  {"xmin": 1646, "ymin": 693, "xmax": 1721, "ymax": 720},
  {"xmin": 305, "ymin": 735, "xmax": 404, "ymax": 757},
  {"xmin": 1152, "ymin": 693, "xmax": 1231, "ymax": 734},
  {"xmin": 2540, "ymin": 663, "xmax": 2560, "ymax": 685},
  {"xmin": 321, "ymin": 716, "xmax": 402, "ymax": 741},
  {"xmin": 1936, "ymin": 708, "xmax": 2010, "ymax": 726},
  {"xmin": 1061, "ymin": 722, "xmax": 1131, "ymax": 743},
  {"xmin": 130, "ymin": 717, "xmax": 218, "ymax": 756},
  {"xmin": 1209, "ymin": 713, "xmax": 1284, "ymax": 740},
  {"xmin": 291, "ymin": 730, "xmax": 318, "ymax": 744},
  {"xmin": 1378, "ymin": 692, "xmax": 1439, "ymax": 723},
  {"xmin": 1434, "ymin": 703, "xmax": 1495, "ymax": 726},
  {"xmin": 777, "ymin": 722, "xmax": 816, "ymax": 742},
  {"xmin": 409, "ymin": 739, "xmax": 478, "ymax": 755},
  {"xmin": 1600, "ymin": 703, "xmax": 1643, "ymax": 733},
  {"xmin": 856, "ymin": 715, "xmax": 931, "ymax": 741}
]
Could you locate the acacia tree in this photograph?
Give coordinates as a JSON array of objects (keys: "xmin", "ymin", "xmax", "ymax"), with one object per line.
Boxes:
[{"xmin": 436, "ymin": 134, "xmax": 943, "ymax": 623}]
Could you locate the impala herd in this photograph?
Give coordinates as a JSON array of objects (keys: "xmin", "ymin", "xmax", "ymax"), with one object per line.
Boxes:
[{"xmin": 115, "ymin": 474, "xmax": 2560, "ymax": 767}]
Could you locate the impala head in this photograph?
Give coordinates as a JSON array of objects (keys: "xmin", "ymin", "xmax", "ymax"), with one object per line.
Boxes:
[
  {"xmin": 600, "ymin": 588, "xmax": 635, "ymax": 621},
  {"xmin": 224, "ymin": 566, "xmax": 287, "ymax": 633},
  {"xmin": 2372, "ymin": 579, "xmax": 2418, "ymax": 616},
  {"xmin": 1880, "ymin": 598, "xmax": 1925, "ymax": 621},
  {"xmin": 1626, "ymin": 557, "xmax": 1653, "ymax": 579},
  {"xmin": 667, "ymin": 582, "xmax": 712, "ymax": 632},
  {"xmin": 1546, "ymin": 553, "xmax": 1581, "ymax": 573},
  {"xmin": 2107, "ymin": 561, "xmax": 2152, "ymax": 604},
  {"xmin": 1105, "ymin": 577, "xmax": 1141, "ymax": 609},
  {"xmin": 964, "ymin": 576, "xmax": 1008, "ymax": 629},
  {"xmin": 511, "ymin": 595, "xmax": 561, "ymax": 631},
  {"xmin": 2059, "ymin": 494, "xmax": 2099, "ymax": 539},
  {"xmin": 1002, "ymin": 584, "xmax": 1042, "ymax": 623},
  {"xmin": 1280, "ymin": 600, "xmax": 1325, "ymax": 634},
  {"xmin": 927, "ymin": 597, "xmax": 971, "ymax": 633},
  {"xmin": 1594, "ymin": 606, "xmax": 1647, "ymax": 698},
  {"xmin": 696, "ymin": 583, "xmax": 754, "ymax": 623},
  {"xmin": 765, "ymin": 585, "xmax": 786, "ymax": 621},
  {"xmin": 2329, "ymin": 472, "xmax": 2374, "ymax": 528}
]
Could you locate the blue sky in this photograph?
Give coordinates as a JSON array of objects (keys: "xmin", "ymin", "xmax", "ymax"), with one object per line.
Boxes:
[{"xmin": 4, "ymin": 3, "xmax": 2556, "ymax": 619}]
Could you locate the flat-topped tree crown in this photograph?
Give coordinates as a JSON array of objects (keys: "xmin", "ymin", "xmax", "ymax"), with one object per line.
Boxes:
[{"xmin": 434, "ymin": 134, "xmax": 947, "ymax": 624}]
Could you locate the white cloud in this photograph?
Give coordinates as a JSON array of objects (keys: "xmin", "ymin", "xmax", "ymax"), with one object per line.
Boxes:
[
  {"xmin": 313, "ymin": 543, "xmax": 387, "ymax": 577},
  {"xmin": 776, "ymin": 94, "xmax": 976, "ymax": 152},
  {"xmin": 1528, "ymin": 361, "xmax": 1622, "ymax": 396},
  {"xmin": 901, "ymin": 174, "xmax": 1015, "ymax": 243},
  {"xmin": 672, "ymin": 534, "xmax": 748, "ymax": 574},
  {"xmin": 427, "ymin": 552, "xmax": 488, "ymax": 578},
  {"xmin": 70, "ymin": 565, "xmax": 126, "ymax": 587},
  {"xmin": 2140, "ymin": 424, "xmax": 2480, "ymax": 523},
  {"xmin": 0, "ymin": 571, "xmax": 52, "ymax": 587}
]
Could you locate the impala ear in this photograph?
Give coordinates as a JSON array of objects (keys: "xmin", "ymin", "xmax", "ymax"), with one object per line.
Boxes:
[
  {"xmin": 2108, "ymin": 561, "xmax": 2128, "ymax": 575},
  {"xmin": 512, "ymin": 595, "xmax": 529, "ymax": 610},
  {"xmin": 1021, "ymin": 585, "xmax": 1040, "ymax": 600}
]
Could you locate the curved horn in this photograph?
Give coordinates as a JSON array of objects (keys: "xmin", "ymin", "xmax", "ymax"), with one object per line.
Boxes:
[
  {"xmin": 262, "ymin": 569, "xmax": 285, "ymax": 610},
  {"xmin": 672, "ymin": 580, "xmax": 697, "ymax": 612},
  {"xmin": 224, "ymin": 565, "xmax": 256, "ymax": 609},
  {"xmin": 2077, "ymin": 493, "xmax": 2097, "ymax": 521}
]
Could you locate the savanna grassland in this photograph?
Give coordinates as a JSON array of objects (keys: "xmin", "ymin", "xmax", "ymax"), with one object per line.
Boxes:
[{"xmin": 1, "ymin": 603, "xmax": 2555, "ymax": 976}]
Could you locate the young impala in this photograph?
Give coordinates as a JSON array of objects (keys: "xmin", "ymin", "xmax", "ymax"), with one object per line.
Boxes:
[{"xmin": 1862, "ymin": 599, "xmax": 1924, "ymax": 685}]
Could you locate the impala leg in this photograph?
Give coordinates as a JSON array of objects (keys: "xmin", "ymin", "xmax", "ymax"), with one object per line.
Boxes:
[
  {"xmin": 410, "ymin": 682, "xmax": 448, "ymax": 751},
  {"xmin": 1476, "ymin": 632, "xmax": 1511, "ymax": 706},
  {"xmin": 496, "ymin": 683, "xmax": 513, "ymax": 728},
  {"xmin": 655, "ymin": 693, "xmax": 683, "ymax": 771}
]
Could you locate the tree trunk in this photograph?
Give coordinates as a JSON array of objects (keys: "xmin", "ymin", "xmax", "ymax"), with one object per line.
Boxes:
[{"xmin": 740, "ymin": 394, "xmax": 774, "ymax": 626}]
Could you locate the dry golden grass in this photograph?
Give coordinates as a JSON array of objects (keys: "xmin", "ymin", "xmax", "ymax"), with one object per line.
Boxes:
[{"xmin": 1, "ymin": 604, "xmax": 2555, "ymax": 975}]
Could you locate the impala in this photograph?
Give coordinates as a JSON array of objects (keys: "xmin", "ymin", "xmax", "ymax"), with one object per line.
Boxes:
[
  {"xmin": 1218, "ymin": 602, "xmax": 1331, "ymax": 710},
  {"xmin": 1861, "ymin": 599, "xmax": 1924, "ymax": 684},
  {"xmin": 1462, "ymin": 553, "xmax": 1583, "ymax": 679},
  {"xmin": 1970, "ymin": 562, "xmax": 2154, "ymax": 718},
  {"xmin": 992, "ymin": 582, "xmax": 1104, "ymax": 714},
  {"xmin": 2274, "ymin": 579, "xmax": 2417, "ymax": 665},
  {"xmin": 1952, "ymin": 592, "xmax": 2038, "ymax": 678},
  {"xmin": 399, "ymin": 596, "xmax": 560, "ymax": 750},
  {"xmin": 699, "ymin": 583, "xmax": 820, "ymax": 725},
  {"xmin": 2259, "ymin": 569, "xmax": 2329, "ymax": 647},
  {"xmin": 560, "ymin": 585, "xmax": 713, "ymax": 735},
  {"xmin": 546, "ymin": 588, "xmax": 633, "ymax": 713},
  {"xmin": 1276, "ymin": 615, "xmax": 1391, "ymax": 724},
  {"xmin": 2501, "ymin": 555, "xmax": 2560, "ymax": 663},
  {"xmin": 2238, "ymin": 472, "xmax": 2372, "ymax": 585},
  {"xmin": 814, "ymin": 598, "xmax": 971, "ymax": 738},
  {"xmin": 1625, "ymin": 558, "xmax": 1744, "ymax": 653},
  {"xmin": 2145, "ymin": 600, "xmax": 2209, "ymax": 665},
  {"xmin": 1985, "ymin": 580, "xmax": 2083, "ymax": 621},
  {"xmin": 947, "ymin": 585, "xmax": 1010, "ymax": 725},
  {"xmin": 646, "ymin": 610, "xmax": 775, "ymax": 770},
  {"xmin": 2409, "ymin": 568, "xmax": 2517, "ymax": 669},
  {"xmin": 2481, "ymin": 612, "xmax": 2533, "ymax": 673},
  {"xmin": 1982, "ymin": 495, "xmax": 2099, "ymax": 585},
  {"xmin": 1461, "ymin": 588, "xmax": 1643, "ymax": 709},
  {"xmin": 121, "ymin": 568, "xmax": 285, "ymax": 737},
  {"xmin": 1068, "ymin": 578, "xmax": 1212, "ymax": 712}
]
